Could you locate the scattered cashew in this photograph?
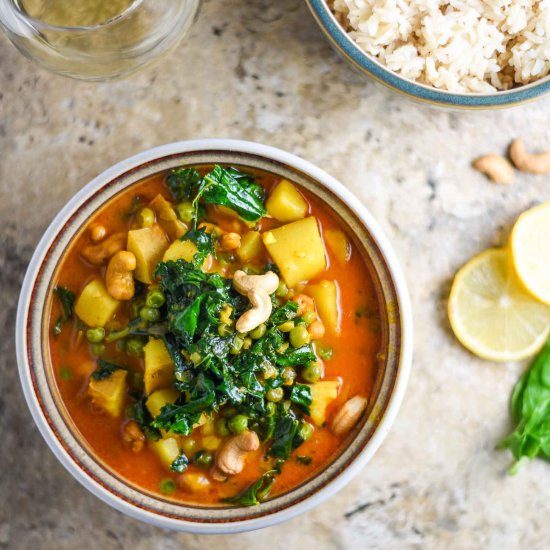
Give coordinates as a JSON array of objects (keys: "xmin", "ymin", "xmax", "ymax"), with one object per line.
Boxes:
[
  {"xmin": 81, "ymin": 232, "xmax": 127, "ymax": 265},
  {"xmin": 105, "ymin": 250, "xmax": 136, "ymax": 300},
  {"xmin": 122, "ymin": 420, "xmax": 145, "ymax": 453},
  {"xmin": 220, "ymin": 232, "xmax": 241, "ymax": 251},
  {"xmin": 215, "ymin": 430, "xmax": 260, "ymax": 476},
  {"xmin": 472, "ymin": 155, "xmax": 515, "ymax": 185},
  {"xmin": 330, "ymin": 395, "xmax": 368, "ymax": 436},
  {"xmin": 89, "ymin": 223, "xmax": 107, "ymax": 243},
  {"xmin": 235, "ymin": 289, "xmax": 273, "ymax": 333},
  {"xmin": 233, "ymin": 270, "xmax": 279, "ymax": 296},
  {"xmin": 509, "ymin": 138, "xmax": 550, "ymax": 174}
]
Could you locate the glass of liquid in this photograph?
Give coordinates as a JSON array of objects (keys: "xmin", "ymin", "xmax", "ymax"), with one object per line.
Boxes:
[{"xmin": 0, "ymin": 0, "xmax": 200, "ymax": 81}]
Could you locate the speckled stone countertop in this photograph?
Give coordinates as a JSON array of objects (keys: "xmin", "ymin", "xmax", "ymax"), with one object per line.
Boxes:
[{"xmin": 2, "ymin": 1, "xmax": 550, "ymax": 548}]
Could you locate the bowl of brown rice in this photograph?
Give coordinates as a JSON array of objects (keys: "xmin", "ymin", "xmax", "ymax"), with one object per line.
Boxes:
[{"xmin": 305, "ymin": 0, "xmax": 550, "ymax": 108}]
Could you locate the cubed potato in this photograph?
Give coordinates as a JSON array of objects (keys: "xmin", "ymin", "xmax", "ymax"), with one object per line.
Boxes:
[
  {"xmin": 144, "ymin": 338, "xmax": 174, "ymax": 395},
  {"xmin": 202, "ymin": 435, "xmax": 222, "ymax": 450},
  {"xmin": 200, "ymin": 417, "xmax": 215, "ymax": 436},
  {"xmin": 146, "ymin": 388, "xmax": 180, "ymax": 418},
  {"xmin": 266, "ymin": 180, "xmax": 308, "ymax": 223},
  {"xmin": 74, "ymin": 278, "xmax": 120, "ymax": 327},
  {"xmin": 324, "ymin": 229, "xmax": 352, "ymax": 265},
  {"xmin": 127, "ymin": 225, "xmax": 169, "ymax": 283},
  {"xmin": 149, "ymin": 194, "xmax": 187, "ymax": 240},
  {"xmin": 237, "ymin": 231, "xmax": 264, "ymax": 262},
  {"xmin": 308, "ymin": 380, "xmax": 340, "ymax": 426},
  {"xmin": 262, "ymin": 217, "xmax": 327, "ymax": 288},
  {"xmin": 178, "ymin": 472, "xmax": 210, "ymax": 491},
  {"xmin": 162, "ymin": 239, "xmax": 197, "ymax": 263},
  {"xmin": 150, "ymin": 437, "xmax": 180, "ymax": 469},
  {"xmin": 305, "ymin": 280, "xmax": 341, "ymax": 335},
  {"xmin": 88, "ymin": 369, "xmax": 127, "ymax": 417}
]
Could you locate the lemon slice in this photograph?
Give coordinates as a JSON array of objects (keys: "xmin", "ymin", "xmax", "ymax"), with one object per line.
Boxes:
[
  {"xmin": 510, "ymin": 202, "xmax": 550, "ymax": 305},
  {"xmin": 448, "ymin": 248, "xmax": 550, "ymax": 362}
]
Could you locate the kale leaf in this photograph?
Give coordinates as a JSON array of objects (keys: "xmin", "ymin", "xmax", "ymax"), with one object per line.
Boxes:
[
  {"xmin": 289, "ymin": 383, "xmax": 312, "ymax": 415},
  {"xmin": 498, "ymin": 338, "xmax": 550, "ymax": 473},
  {"xmin": 268, "ymin": 410, "xmax": 300, "ymax": 460},
  {"xmin": 91, "ymin": 359, "xmax": 125, "ymax": 381},
  {"xmin": 180, "ymin": 227, "xmax": 215, "ymax": 268},
  {"xmin": 170, "ymin": 452, "xmax": 189, "ymax": 473},
  {"xmin": 166, "ymin": 167, "xmax": 202, "ymax": 202},
  {"xmin": 221, "ymin": 470, "xmax": 277, "ymax": 506},
  {"xmin": 53, "ymin": 286, "xmax": 75, "ymax": 336},
  {"xmin": 277, "ymin": 345, "xmax": 317, "ymax": 367}
]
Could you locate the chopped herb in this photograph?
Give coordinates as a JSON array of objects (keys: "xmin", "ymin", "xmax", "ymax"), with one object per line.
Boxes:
[
  {"xmin": 289, "ymin": 384, "xmax": 312, "ymax": 415},
  {"xmin": 91, "ymin": 359, "xmax": 124, "ymax": 381},
  {"xmin": 222, "ymin": 470, "xmax": 277, "ymax": 506},
  {"xmin": 180, "ymin": 227, "xmax": 215, "ymax": 268},
  {"xmin": 296, "ymin": 455, "xmax": 312, "ymax": 465},
  {"xmin": 53, "ymin": 286, "xmax": 75, "ymax": 336},
  {"xmin": 170, "ymin": 452, "xmax": 189, "ymax": 473},
  {"xmin": 166, "ymin": 167, "xmax": 202, "ymax": 202}
]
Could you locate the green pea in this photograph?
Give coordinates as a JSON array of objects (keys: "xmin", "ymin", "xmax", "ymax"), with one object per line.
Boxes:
[
  {"xmin": 277, "ymin": 320, "xmax": 294, "ymax": 333},
  {"xmin": 266, "ymin": 387, "xmax": 284, "ymax": 403},
  {"xmin": 146, "ymin": 288, "xmax": 166, "ymax": 308},
  {"xmin": 59, "ymin": 367, "xmax": 72, "ymax": 381},
  {"xmin": 230, "ymin": 336, "xmax": 244, "ymax": 355},
  {"xmin": 228, "ymin": 414, "xmax": 248, "ymax": 434},
  {"xmin": 176, "ymin": 201, "xmax": 195, "ymax": 223},
  {"xmin": 181, "ymin": 437, "xmax": 197, "ymax": 458},
  {"xmin": 140, "ymin": 306, "xmax": 160, "ymax": 323},
  {"xmin": 215, "ymin": 418, "xmax": 231, "ymax": 437},
  {"xmin": 138, "ymin": 207, "xmax": 155, "ymax": 228},
  {"xmin": 302, "ymin": 311, "xmax": 317, "ymax": 325},
  {"xmin": 159, "ymin": 478, "xmax": 176, "ymax": 494},
  {"xmin": 317, "ymin": 346, "xmax": 333, "ymax": 361},
  {"xmin": 218, "ymin": 323, "xmax": 233, "ymax": 337},
  {"xmin": 302, "ymin": 361, "xmax": 323, "ymax": 383},
  {"xmin": 221, "ymin": 406, "xmax": 237, "ymax": 419},
  {"xmin": 282, "ymin": 366, "xmax": 297, "ymax": 386},
  {"xmin": 242, "ymin": 337, "xmax": 253, "ymax": 350},
  {"xmin": 90, "ymin": 343, "xmax": 105, "ymax": 356},
  {"xmin": 194, "ymin": 450, "xmax": 214, "ymax": 469},
  {"xmin": 290, "ymin": 325, "xmax": 311, "ymax": 348},
  {"xmin": 86, "ymin": 327, "xmax": 105, "ymax": 343},
  {"xmin": 126, "ymin": 338, "xmax": 144, "ymax": 357},
  {"xmin": 250, "ymin": 323, "xmax": 266, "ymax": 340},
  {"xmin": 242, "ymin": 265, "xmax": 261, "ymax": 275},
  {"xmin": 276, "ymin": 281, "xmax": 288, "ymax": 297},
  {"xmin": 297, "ymin": 421, "xmax": 314, "ymax": 442}
]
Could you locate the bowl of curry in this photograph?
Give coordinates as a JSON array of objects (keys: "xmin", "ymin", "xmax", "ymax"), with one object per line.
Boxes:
[{"xmin": 16, "ymin": 139, "xmax": 412, "ymax": 533}]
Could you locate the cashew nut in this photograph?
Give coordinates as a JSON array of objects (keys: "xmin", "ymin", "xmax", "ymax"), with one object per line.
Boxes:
[
  {"xmin": 509, "ymin": 138, "xmax": 550, "ymax": 174},
  {"xmin": 81, "ymin": 232, "xmax": 127, "ymax": 265},
  {"xmin": 472, "ymin": 155, "xmax": 515, "ymax": 184},
  {"xmin": 235, "ymin": 289, "xmax": 273, "ymax": 333},
  {"xmin": 233, "ymin": 270, "xmax": 279, "ymax": 296},
  {"xmin": 330, "ymin": 395, "xmax": 368, "ymax": 436},
  {"xmin": 215, "ymin": 430, "xmax": 260, "ymax": 476},
  {"xmin": 89, "ymin": 223, "xmax": 107, "ymax": 243},
  {"xmin": 105, "ymin": 251, "xmax": 136, "ymax": 300}
]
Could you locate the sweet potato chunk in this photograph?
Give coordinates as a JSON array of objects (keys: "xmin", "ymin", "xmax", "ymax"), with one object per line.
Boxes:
[
  {"xmin": 266, "ymin": 180, "xmax": 308, "ymax": 223},
  {"xmin": 144, "ymin": 338, "xmax": 174, "ymax": 395},
  {"xmin": 262, "ymin": 217, "xmax": 326, "ymax": 287},
  {"xmin": 127, "ymin": 225, "xmax": 169, "ymax": 283},
  {"xmin": 74, "ymin": 278, "xmax": 120, "ymax": 327},
  {"xmin": 88, "ymin": 369, "xmax": 127, "ymax": 417}
]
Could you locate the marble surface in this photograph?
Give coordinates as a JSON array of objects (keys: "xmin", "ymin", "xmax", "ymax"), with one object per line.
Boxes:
[{"xmin": 2, "ymin": 0, "xmax": 550, "ymax": 548}]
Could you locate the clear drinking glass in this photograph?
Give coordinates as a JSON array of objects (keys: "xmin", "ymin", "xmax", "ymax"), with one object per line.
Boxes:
[{"xmin": 0, "ymin": 0, "xmax": 200, "ymax": 81}]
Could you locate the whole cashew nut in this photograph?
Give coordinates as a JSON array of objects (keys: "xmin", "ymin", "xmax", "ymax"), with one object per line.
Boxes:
[
  {"xmin": 235, "ymin": 289, "xmax": 273, "ymax": 333},
  {"xmin": 509, "ymin": 139, "xmax": 550, "ymax": 175},
  {"xmin": 233, "ymin": 270, "xmax": 279, "ymax": 296},
  {"xmin": 105, "ymin": 251, "xmax": 136, "ymax": 300},
  {"xmin": 81, "ymin": 232, "xmax": 127, "ymax": 265},
  {"xmin": 330, "ymin": 395, "xmax": 368, "ymax": 436},
  {"xmin": 472, "ymin": 155, "xmax": 515, "ymax": 184},
  {"xmin": 215, "ymin": 430, "xmax": 260, "ymax": 476}
]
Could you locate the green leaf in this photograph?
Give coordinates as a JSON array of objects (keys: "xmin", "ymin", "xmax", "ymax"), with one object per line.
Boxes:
[
  {"xmin": 289, "ymin": 384, "xmax": 312, "ymax": 415},
  {"xmin": 195, "ymin": 165, "xmax": 266, "ymax": 222},
  {"xmin": 170, "ymin": 452, "xmax": 189, "ymax": 473},
  {"xmin": 221, "ymin": 470, "xmax": 277, "ymax": 506},
  {"xmin": 166, "ymin": 168, "xmax": 202, "ymax": 202},
  {"xmin": 53, "ymin": 286, "xmax": 75, "ymax": 336},
  {"xmin": 276, "ymin": 345, "xmax": 316, "ymax": 367},
  {"xmin": 91, "ymin": 359, "xmax": 124, "ymax": 381},
  {"xmin": 180, "ymin": 227, "xmax": 215, "ymax": 268},
  {"xmin": 269, "ymin": 411, "xmax": 299, "ymax": 460}
]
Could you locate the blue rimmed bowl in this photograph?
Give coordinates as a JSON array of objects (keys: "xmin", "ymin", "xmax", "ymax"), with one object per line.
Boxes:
[{"xmin": 305, "ymin": 0, "xmax": 550, "ymax": 109}]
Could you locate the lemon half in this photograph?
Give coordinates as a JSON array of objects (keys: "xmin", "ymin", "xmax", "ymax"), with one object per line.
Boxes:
[
  {"xmin": 448, "ymin": 248, "xmax": 550, "ymax": 362},
  {"xmin": 510, "ymin": 202, "xmax": 550, "ymax": 305}
]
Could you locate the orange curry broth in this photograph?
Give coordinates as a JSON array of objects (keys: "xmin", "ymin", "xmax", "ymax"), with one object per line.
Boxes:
[{"xmin": 48, "ymin": 166, "xmax": 383, "ymax": 505}]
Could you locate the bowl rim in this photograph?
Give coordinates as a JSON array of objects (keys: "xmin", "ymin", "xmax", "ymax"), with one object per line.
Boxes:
[
  {"xmin": 305, "ymin": 0, "xmax": 550, "ymax": 108},
  {"xmin": 15, "ymin": 138, "xmax": 413, "ymax": 533}
]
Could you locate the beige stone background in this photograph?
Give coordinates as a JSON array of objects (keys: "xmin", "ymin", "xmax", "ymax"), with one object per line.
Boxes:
[{"xmin": 2, "ymin": 0, "xmax": 550, "ymax": 548}]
